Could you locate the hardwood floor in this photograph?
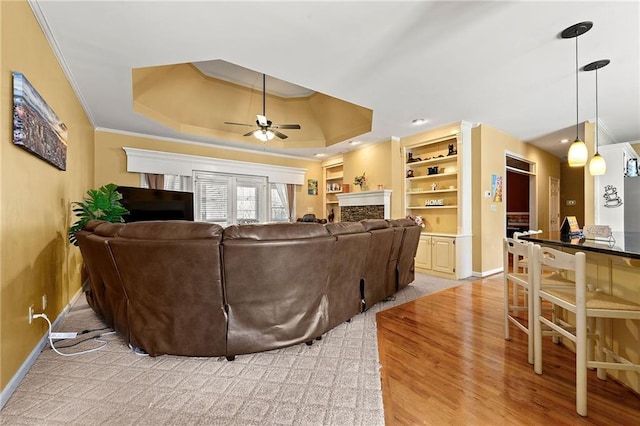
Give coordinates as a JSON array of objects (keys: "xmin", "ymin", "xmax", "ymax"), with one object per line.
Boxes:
[{"xmin": 377, "ymin": 274, "xmax": 640, "ymax": 425}]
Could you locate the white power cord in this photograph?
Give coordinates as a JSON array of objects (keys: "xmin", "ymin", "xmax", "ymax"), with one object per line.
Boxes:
[{"xmin": 32, "ymin": 313, "xmax": 110, "ymax": 356}]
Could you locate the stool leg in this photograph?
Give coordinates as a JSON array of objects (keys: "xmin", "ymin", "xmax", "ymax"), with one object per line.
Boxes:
[
  {"xmin": 576, "ymin": 302, "xmax": 588, "ymax": 417},
  {"xmin": 504, "ymin": 277, "xmax": 510, "ymax": 340},
  {"xmin": 596, "ymin": 317, "xmax": 607, "ymax": 380},
  {"xmin": 527, "ymin": 284, "xmax": 534, "ymax": 365},
  {"xmin": 534, "ymin": 284, "xmax": 543, "ymax": 375}
]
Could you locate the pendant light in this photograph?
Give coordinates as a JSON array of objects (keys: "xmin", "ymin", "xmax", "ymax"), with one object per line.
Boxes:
[
  {"xmin": 562, "ymin": 22, "xmax": 592, "ymax": 167},
  {"xmin": 584, "ymin": 59, "xmax": 610, "ymax": 176}
]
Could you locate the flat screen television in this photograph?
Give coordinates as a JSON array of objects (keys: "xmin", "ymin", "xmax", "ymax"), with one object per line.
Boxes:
[{"xmin": 116, "ymin": 186, "xmax": 194, "ymax": 222}]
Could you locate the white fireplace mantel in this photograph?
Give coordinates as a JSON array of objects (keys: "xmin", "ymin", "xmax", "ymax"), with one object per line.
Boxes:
[{"xmin": 337, "ymin": 190, "xmax": 392, "ymax": 219}]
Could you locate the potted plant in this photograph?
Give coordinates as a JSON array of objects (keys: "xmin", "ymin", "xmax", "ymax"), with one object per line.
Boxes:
[{"xmin": 68, "ymin": 183, "xmax": 129, "ymax": 246}]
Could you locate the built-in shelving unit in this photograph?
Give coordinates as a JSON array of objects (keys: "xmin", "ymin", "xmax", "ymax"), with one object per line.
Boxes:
[
  {"xmin": 400, "ymin": 122, "xmax": 472, "ymax": 279},
  {"xmin": 322, "ymin": 158, "xmax": 344, "ymax": 222}
]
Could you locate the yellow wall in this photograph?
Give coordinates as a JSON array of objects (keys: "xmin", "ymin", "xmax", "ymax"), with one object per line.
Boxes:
[
  {"xmin": 341, "ymin": 139, "xmax": 405, "ymax": 216},
  {"xmin": 471, "ymin": 124, "xmax": 560, "ymax": 274},
  {"xmin": 94, "ymin": 132, "xmax": 323, "ymax": 218},
  {"xmin": 1, "ymin": 1, "xmax": 94, "ymax": 390},
  {"xmin": 560, "ymin": 162, "xmax": 585, "ymax": 226}
]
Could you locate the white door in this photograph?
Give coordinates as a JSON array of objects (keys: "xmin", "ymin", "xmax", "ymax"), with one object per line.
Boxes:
[{"xmin": 549, "ymin": 177, "xmax": 560, "ymax": 232}]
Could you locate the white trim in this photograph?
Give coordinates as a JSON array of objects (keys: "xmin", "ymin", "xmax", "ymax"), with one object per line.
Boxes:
[
  {"xmin": 28, "ymin": 0, "xmax": 96, "ymax": 127},
  {"xmin": 123, "ymin": 147, "xmax": 306, "ymax": 185},
  {"xmin": 472, "ymin": 266, "xmax": 504, "ymax": 278},
  {"xmin": 0, "ymin": 290, "xmax": 82, "ymax": 410}
]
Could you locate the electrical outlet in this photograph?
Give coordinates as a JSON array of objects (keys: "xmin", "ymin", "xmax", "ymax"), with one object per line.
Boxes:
[
  {"xmin": 28, "ymin": 305, "xmax": 34, "ymax": 324},
  {"xmin": 42, "ymin": 294, "xmax": 47, "ymax": 310}
]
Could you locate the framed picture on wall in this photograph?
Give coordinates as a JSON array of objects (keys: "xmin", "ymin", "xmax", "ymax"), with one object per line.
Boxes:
[
  {"xmin": 491, "ymin": 174, "xmax": 503, "ymax": 202},
  {"xmin": 12, "ymin": 71, "xmax": 68, "ymax": 171},
  {"xmin": 307, "ymin": 179, "xmax": 318, "ymax": 195}
]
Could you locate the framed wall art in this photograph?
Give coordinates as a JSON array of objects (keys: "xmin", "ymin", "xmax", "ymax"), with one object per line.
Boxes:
[
  {"xmin": 307, "ymin": 179, "xmax": 318, "ymax": 195},
  {"xmin": 12, "ymin": 71, "xmax": 67, "ymax": 170}
]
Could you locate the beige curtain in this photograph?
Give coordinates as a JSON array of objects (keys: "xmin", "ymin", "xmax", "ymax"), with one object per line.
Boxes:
[
  {"xmin": 286, "ymin": 184, "xmax": 296, "ymax": 222},
  {"xmin": 145, "ymin": 173, "xmax": 165, "ymax": 189}
]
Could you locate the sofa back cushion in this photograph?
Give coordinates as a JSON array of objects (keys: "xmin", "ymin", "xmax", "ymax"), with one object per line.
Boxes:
[
  {"xmin": 324, "ymin": 222, "xmax": 370, "ymax": 330},
  {"xmin": 223, "ymin": 222, "xmax": 329, "ymax": 240},
  {"xmin": 78, "ymin": 233, "xmax": 129, "ymax": 341},
  {"xmin": 106, "ymin": 221, "xmax": 226, "ymax": 357},
  {"xmin": 222, "ymin": 223, "xmax": 334, "ymax": 355},
  {"xmin": 395, "ymin": 220, "xmax": 421, "ymax": 289},
  {"xmin": 116, "ymin": 220, "xmax": 222, "ymax": 241},
  {"xmin": 360, "ymin": 219, "xmax": 395, "ymax": 310}
]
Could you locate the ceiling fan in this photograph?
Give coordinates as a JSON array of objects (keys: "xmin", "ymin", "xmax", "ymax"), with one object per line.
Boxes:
[{"xmin": 224, "ymin": 73, "xmax": 301, "ymax": 141}]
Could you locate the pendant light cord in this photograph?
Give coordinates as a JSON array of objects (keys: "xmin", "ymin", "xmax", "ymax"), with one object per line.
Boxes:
[{"xmin": 595, "ymin": 66, "xmax": 599, "ymax": 153}]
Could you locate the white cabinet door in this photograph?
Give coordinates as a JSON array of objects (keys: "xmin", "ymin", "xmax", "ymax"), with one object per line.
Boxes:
[
  {"xmin": 432, "ymin": 237, "xmax": 455, "ymax": 274},
  {"xmin": 415, "ymin": 235, "xmax": 432, "ymax": 270}
]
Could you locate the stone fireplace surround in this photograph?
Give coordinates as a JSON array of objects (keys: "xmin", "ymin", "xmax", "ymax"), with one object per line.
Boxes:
[{"xmin": 337, "ymin": 190, "xmax": 392, "ymax": 222}]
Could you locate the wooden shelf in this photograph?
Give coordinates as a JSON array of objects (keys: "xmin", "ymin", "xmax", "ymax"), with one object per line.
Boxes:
[
  {"xmin": 326, "ymin": 201, "xmax": 339, "ymax": 205},
  {"xmin": 407, "ymin": 172, "xmax": 457, "ymax": 181},
  {"xmin": 405, "ymin": 154, "xmax": 457, "ymax": 167},
  {"xmin": 327, "ymin": 190, "xmax": 342, "ymax": 194},
  {"xmin": 406, "ymin": 189, "xmax": 457, "ymax": 195},
  {"xmin": 407, "ymin": 205, "xmax": 457, "ymax": 209},
  {"xmin": 326, "ymin": 175, "xmax": 343, "ymax": 181}
]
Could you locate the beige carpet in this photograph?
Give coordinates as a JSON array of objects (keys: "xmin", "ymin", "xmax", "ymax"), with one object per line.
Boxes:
[{"xmin": 1, "ymin": 273, "xmax": 466, "ymax": 425}]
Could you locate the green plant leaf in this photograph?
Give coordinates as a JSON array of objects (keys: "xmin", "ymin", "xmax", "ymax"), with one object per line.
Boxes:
[{"xmin": 68, "ymin": 183, "xmax": 129, "ymax": 246}]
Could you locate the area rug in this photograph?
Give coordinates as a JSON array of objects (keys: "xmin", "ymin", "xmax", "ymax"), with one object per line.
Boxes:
[{"xmin": 0, "ymin": 273, "xmax": 467, "ymax": 425}]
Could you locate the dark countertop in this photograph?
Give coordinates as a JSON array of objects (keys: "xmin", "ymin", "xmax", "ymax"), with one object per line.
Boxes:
[{"xmin": 521, "ymin": 232, "xmax": 640, "ymax": 260}]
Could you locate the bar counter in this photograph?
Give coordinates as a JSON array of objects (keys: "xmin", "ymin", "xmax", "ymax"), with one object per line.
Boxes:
[
  {"xmin": 522, "ymin": 231, "xmax": 640, "ymax": 261},
  {"xmin": 523, "ymin": 231, "xmax": 640, "ymax": 394}
]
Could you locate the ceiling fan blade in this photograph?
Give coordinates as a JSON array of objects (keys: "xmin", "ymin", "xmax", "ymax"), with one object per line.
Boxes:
[
  {"xmin": 243, "ymin": 129, "xmax": 257, "ymax": 137},
  {"xmin": 224, "ymin": 121, "xmax": 253, "ymax": 127},
  {"xmin": 272, "ymin": 124, "xmax": 301, "ymax": 130},
  {"xmin": 272, "ymin": 129, "xmax": 288, "ymax": 139}
]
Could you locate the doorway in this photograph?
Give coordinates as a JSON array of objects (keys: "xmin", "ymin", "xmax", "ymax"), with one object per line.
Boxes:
[{"xmin": 505, "ymin": 154, "xmax": 537, "ymax": 237}]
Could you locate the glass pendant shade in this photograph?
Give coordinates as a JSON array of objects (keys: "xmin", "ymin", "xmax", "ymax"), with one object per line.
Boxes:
[
  {"xmin": 254, "ymin": 129, "xmax": 275, "ymax": 142},
  {"xmin": 568, "ymin": 138, "xmax": 588, "ymax": 167},
  {"xmin": 589, "ymin": 152, "xmax": 606, "ymax": 175}
]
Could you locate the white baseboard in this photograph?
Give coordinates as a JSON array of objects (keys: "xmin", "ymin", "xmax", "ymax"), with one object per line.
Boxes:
[
  {"xmin": 472, "ymin": 266, "xmax": 503, "ymax": 278},
  {"xmin": 0, "ymin": 290, "xmax": 82, "ymax": 410}
]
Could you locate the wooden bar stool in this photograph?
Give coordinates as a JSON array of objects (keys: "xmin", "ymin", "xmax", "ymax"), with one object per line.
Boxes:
[
  {"xmin": 532, "ymin": 244, "xmax": 640, "ymax": 417},
  {"xmin": 503, "ymin": 237, "xmax": 535, "ymax": 364}
]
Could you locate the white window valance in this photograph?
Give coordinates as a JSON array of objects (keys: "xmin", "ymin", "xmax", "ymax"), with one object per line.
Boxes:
[{"xmin": 123, "ymin": 147, "xmax": 306, "ymax": 185}]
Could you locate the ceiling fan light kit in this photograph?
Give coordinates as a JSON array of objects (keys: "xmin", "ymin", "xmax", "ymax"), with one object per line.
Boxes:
[
  {"xmin": 224, "ymin": 73, "xmax": 301, "ymax": 142},
  {"xmin": 562, "ymin": 21, "xmax": 592, "ymax": 168},
  {"xmin": 254, "ymin": 129, "xmax": 275, "ymax": 142}
]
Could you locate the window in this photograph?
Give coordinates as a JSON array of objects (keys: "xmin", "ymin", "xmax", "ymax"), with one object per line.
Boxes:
[
  {"xmin": 270, "ymin": 183, "xmax": 289, "ymax": 222},
  {"xmin": 194, "ymin": 171, "xmax": 267, "ymax": 226},
  {"xmin": 141, "ymin": 172, "xmax": 293, "ymax": 225}
]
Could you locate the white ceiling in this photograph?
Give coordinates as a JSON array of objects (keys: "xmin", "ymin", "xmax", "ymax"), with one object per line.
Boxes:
[{"xmin": 30, "ymin": 1, "xmax": 639, "ymax": 161}]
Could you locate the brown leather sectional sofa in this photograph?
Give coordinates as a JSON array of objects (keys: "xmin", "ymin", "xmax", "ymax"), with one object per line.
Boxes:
[{"xmin": 76, "ymin": 218, "xmax": 420, "ymax": 358}]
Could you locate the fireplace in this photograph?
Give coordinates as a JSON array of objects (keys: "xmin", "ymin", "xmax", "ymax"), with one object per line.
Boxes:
[{"xmin": 337, "ymin": 190, "xmax": 392, "ymax": 222}]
